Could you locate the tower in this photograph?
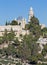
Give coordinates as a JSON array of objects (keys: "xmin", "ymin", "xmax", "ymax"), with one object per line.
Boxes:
[
  {"xmin": 17, "ymin": 16, "xmax": 26, "ymax": 29},
  {"xmin": 28, "ymin": 7, "xmax": 34, "ymax": 22},
  {"xmin": 21, "ymin": 18, "xmax": 26, "ymax": 29}
]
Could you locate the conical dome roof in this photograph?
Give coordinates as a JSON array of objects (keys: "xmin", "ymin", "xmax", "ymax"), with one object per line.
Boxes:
[{"xmin": 30, "ymin": 7, "xmax": 33, "ymax": 11}]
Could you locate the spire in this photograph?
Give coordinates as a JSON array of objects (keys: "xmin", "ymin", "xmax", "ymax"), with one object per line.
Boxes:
[
  {"xmin": 28, "ymin": 7, "xmax": 34, "ymax": 22},
  {"xmin": 30, "ymin": 7, "xmax": 33, "ymax": 11}
]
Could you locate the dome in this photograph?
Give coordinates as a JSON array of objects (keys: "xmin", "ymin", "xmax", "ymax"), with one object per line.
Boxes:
[{"xmin": 17, "ymin": 16, "xmax": 23, "ymax": 21}]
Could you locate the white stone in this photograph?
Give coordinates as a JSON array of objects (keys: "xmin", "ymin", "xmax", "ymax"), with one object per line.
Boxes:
[{"xmin": 28, "ymin": 7, "xmax": 34, "ymax": 21}]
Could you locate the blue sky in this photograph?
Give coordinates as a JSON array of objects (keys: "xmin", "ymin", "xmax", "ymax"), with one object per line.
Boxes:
[{"xmin": 0, "ymin": 0, "xmax": 47, "ymax": 26}]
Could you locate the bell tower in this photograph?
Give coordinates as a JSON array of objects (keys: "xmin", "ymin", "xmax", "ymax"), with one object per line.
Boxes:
[
  {"xmin": 21, "ymin": 18, "xmax": 26, "ymax": 29},
  {"xmin": 28, "ymin": 7, "xmax": 34, "ymax": 22}
]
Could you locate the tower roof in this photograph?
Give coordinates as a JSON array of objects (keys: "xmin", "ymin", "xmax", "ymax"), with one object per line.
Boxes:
[{"xmin": 30, "ymin": 7, "xmax": 33, "ymax": 11}]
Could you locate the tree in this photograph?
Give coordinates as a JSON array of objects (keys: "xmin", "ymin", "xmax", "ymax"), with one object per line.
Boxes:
[
  {"xmin": 5, "ymin": 20, "xmax": 18, "ymax": 25},
  {"xmin": 41, "ymin": 27, "xmax": 47, "ymax": 37},
  {"xmin": 16, "ymin": 62, "xmax": 22, "ymax": 65},
  {"xmin": 13, "ymin": 38, "xmax": 20, "ymax": 46},
  {"xmin": 2, "ymin": 29, "xmax": 8, "ymax": 43},
  {"xmin": 5, "ymin": 21, "xmax": 8, "ymax": 25},
  {"xmin": 0, "ymin": 37, "xmax": 3, "ymax": 44},
  {"xmin": 42, "ymin": 44, "xmax": 47, "ymax": 56},
  {"xmin": 37, "ymin": 53, "xmax": 43, "ymax": 60},
  {"xmin": 8, "ymin": 28, "xmax": 15, "ymax": 41},
  {"xmin": 2, "ymin": 28, "xmax": 15, "ymax": 43},
  {"xmin": 5, "ymin": 21, "xmax": 10, "ymax": 25},
  {"xmin": 18, "ymin": 43, "xmax": 31, "ymax": 60},
  {"xmin": 27, "ymin": 16, "xmax": 41, "ymax": 39},
  {"xmin": 3, "ymin": 44, "xmax": 17, "ymax": 57},
  {"xmin": 25, "ymin": 24, "xmax": 29, "ymax": 30},
  {"xmin": 10, "ymin": 20, "xmax": 18, "ymax": 25},
  {"xmin": 17, "ymin": 33, "xmax": 39, "ymax": 63}
]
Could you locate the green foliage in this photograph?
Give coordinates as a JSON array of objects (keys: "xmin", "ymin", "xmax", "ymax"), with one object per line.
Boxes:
[
  {"xmin": 26, "ymin": 16, "xmax": 41, "ymax": 39},
  {"xmin": 30, "ymin": 55, "xmax": 38, "ymax": 63},
  {"xmin": 18, "ymin": 33, "xmax": 39, "ymax": 63},
  {"xmin": 37, "ymin": 53, "xmax": 43, "ymax": 60},
  {"xmin": 1, "ymin": 15, "xmax": 47, "ymax": 64},
  {"xmin": 16, "ymin": 62, "xmax": 22, "ymax": 65},
  {"xmin": 41, "ymin": 27, "xmax": 47, "ymax": 37},
  {"xmin": 7, "ymin": 28, "xmax": 15, "ymax": 41},
  {"xmin": 41, "ymin": 27, "xmax": 47, "ymax": 32},
  {"xmin": 37, "ymin": 63, "xmax": 47, "ymax": 65},
  {"xmin": 25, "ymin": 24, "xmax": 29, "ymax": 30},
  {"xmin": 1, "ymin": 44, "xmax": 17, "ymax": 57},
  {"xmin": 5, "ymin": 20, "xmax": 18, "ymax": 25},
  {"xmin": 14, "ymin": 38, "xmax": 20, "ymax": 45},
  {"xmin": 2, "ymin": 28, "xmax": 15, "ymax": 43},
  {"xmin": 5, "ymin": 21, "xmax": 8, "ymax": 25},
  {"xmin": 18, "ymin": 44, "xmax": 31, "ymax": 60},
  {"xmin": 2, "ymin": 29, "xmax": 8, "ymax": 43},
  {"xmin": 28, "ymin": 16, "xmax": 39, "ymax": 29},
  {"xmin": 0, "ymin": 37, "xmax": 3, "ymax": 44},
  {"xmin": 42, "ymin": 44, "xmax": 47, "ymax": 56},
  {"xmin": 44, "ymin": 44, "xmax": 47, "ymax": 52},
  {"xmin": 5, "ymin": 21, "xmax": 10, "ymax": 25},
  {"xmin": 10, "ymin": 20, "xmax": 18, "ymax": 25}
]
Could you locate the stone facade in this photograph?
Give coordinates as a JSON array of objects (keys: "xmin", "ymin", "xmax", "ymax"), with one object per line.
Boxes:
[
  {"xmin": 0, "ymin": 16, "xmax": 28, "ymax": 37},
  {"xmin": 37, "ymin": 37, "xmax": 47, "ymax": 53}
]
